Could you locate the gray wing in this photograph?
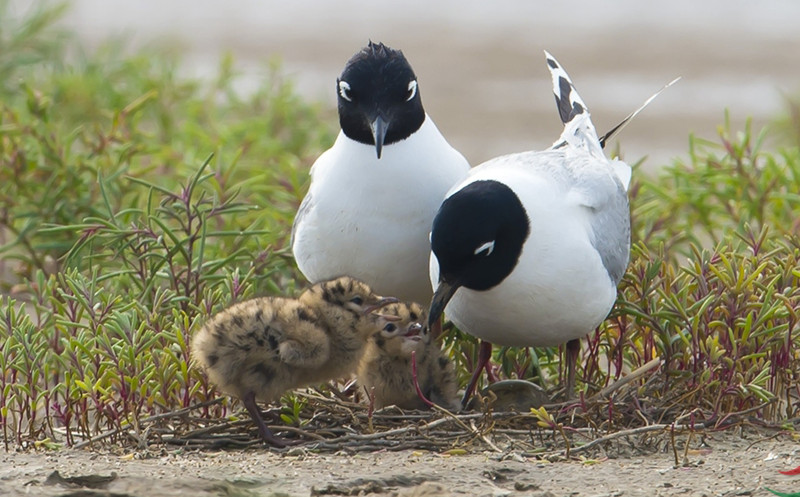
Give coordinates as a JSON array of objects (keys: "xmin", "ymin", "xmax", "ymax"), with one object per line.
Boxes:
[
  {"xmin": 568, "ymin": 163, "xmax": 631, "ymax": 286},
  {"xmin": 588, "ymin": 184, "xmax": 630, "ymax": 285},
  {"xmin": 290, "ymin": 191, "xmax": 314, "ymax": 251}
]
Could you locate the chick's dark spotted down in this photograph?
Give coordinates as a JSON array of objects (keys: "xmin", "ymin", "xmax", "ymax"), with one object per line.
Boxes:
[
  {"xmin": 357, "ymin": 301, "xmax": 458, "ymax": 411},
  {"xmin": 191, "ymin": 276, "xmax": 398, "ymax": 446}
]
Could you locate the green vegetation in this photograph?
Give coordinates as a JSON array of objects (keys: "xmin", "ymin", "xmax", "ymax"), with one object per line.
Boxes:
[
  {"xmin": 1, "ymin": 2, "xmax": 798, "ymax": 448},
  {"xmin": 0, "ymin": 1, "xmax": 332, "ymax": 447}
]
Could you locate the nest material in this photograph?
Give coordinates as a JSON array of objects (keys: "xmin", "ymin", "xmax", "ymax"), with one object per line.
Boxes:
[{"xmin": 67, "ymin": 363, "xmax": 794, "ymax": 460}]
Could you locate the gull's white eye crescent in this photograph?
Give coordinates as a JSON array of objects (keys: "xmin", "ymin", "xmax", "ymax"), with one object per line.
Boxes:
[
  {"xmin": 339, "ymin": 81, "xmax": 352, "ymax": 102},
  {"xmin": 406, "ymin": 80, "xmax": 418, "ymax": 101},
  {"xmin": 474, "ymin": 240, "xmax": 495, "ymax": 257}
]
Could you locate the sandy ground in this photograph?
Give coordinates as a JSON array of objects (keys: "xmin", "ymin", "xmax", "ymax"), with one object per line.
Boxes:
[{"xmin": 2, "ymin": 431, "xmax": 800, "ymax": 497}]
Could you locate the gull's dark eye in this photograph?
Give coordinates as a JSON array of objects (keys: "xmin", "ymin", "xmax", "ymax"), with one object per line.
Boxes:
[
  {"xmin": 339, "ymin": 81, "xmax": 352, "ymax": 102},
  {"xmin": 349, "ymin": 296, "xmax": 364, "ymax": 306},
  {"xmin": 406, "ymin": 80, "xmax": 418, "ymax": 102},
  {"xmin": 383, "ymin": 323, "xmax": 397, "ymax": 332}
]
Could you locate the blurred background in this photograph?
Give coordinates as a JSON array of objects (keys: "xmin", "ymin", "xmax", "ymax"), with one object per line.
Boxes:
[{"xmin": 50, "ymin": 0, "xmax": 800, "ymax": 167}]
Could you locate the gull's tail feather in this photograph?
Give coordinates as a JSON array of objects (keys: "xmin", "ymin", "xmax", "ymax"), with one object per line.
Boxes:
[
  {"xmin": 599, "ymin": 77, "xmax": 681, "ymax": 149},
  {"xmin": 597, "ymin": 75, "xmax": 680, "ymax": 190},
  {"xmin": 544, "ymin": 51, "xmax": 603, "ymax": 157},
  {"xmin": 546, "ymin": 51, "xmax": 588, "ymax": 125}
]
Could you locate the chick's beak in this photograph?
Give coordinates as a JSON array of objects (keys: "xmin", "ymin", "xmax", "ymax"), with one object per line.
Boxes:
[
  {"xmin": 406, "ymin": 322, "xmax": 424, "ymax": 336},
  {"xmin": 362, "ymin": 296, "xmax": 399, "ymax": 315},
  {"xmin": 370, "ymin": 115, "xmax": 389, "ymax": 159},
  {"xmin": 427, "ymin": 279, "xmax": 460, "ymax": 330}
]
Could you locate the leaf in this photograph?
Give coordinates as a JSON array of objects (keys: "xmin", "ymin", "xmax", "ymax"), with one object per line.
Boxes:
[{"xmin": 441, "ymin": 449, "xmax": 469, "ymax": 456}]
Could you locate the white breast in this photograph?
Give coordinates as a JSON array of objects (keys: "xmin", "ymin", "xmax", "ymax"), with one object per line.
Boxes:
[
  {"xmin": 429, "ymin": 151, "xmax": 624, "ymax": 347},
  {"xmin": 293, "ymin": 116, "xmax": 470, "ymax": 303}
]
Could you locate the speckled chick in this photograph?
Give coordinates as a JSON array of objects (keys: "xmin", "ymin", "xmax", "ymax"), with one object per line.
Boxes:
[
  {"xmin": 357, "ymin": 301, "xmax": 459, "ymax": 411},
  {"xmin": 191, "ymin": 276, "xmax": 398, "ymax": 446}
]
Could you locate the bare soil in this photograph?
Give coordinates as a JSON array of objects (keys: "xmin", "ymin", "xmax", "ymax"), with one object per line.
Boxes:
[{"xmin": 2, "ymin": 431, "xmax": 799, "ymax": 497}]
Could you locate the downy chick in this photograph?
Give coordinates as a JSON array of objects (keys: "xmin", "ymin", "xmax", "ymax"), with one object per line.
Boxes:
[
  {"xmin": 358, "ymin": 302, "xmax": 459, "ymax": 411},
  {"xmin": 192, "ymin": 276, "xmax": 398, "ymax": 446}
]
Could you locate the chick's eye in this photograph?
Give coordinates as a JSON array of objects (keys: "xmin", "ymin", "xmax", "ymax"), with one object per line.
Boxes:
[
  {"xmin": 339, "ymin": 81, "xmax": 352, "ymax": 102},
  {"xmin": 383, "ymin": 323, "xmax": 397, "ymax": 332},
  {"xmin": 349, "ymin": 296, "xmax": 363, "ymax": 306},
  {"xmin": 406, "ymin": 80, "xmax": 417, "ymax": 102}
]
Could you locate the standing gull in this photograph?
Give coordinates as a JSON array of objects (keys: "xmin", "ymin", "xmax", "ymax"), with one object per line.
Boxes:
[
  {"xmin": 428, "ymin": 52, "xmax": 672, "ymax": 405},
  {"xmin": 292, "ymin": 41, "xmax": 470, "ymax": 304}
]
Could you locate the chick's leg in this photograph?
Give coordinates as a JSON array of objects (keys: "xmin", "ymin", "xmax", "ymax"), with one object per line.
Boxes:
[{"xmin": 242, "ymin": 391, "xmax": 292, "ymax": 447}]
